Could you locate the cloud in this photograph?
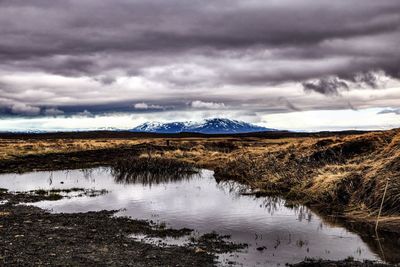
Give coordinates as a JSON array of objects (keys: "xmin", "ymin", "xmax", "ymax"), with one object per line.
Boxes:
[
  {"xmin": 10, "ymin": 103, "xmax": 40, "ymax": 116},
  {"xmin": 76, "ymin": 110, "xmax": 94, "ymax": 117},
  {"xmin": 278, "ymin": 97, "xmax": 302, "ymax": 111},
  {"xmin": 95, "ymin": 76, "xmax": 116, "ymax": 85},
  {"xmin": 190, "ymin": 101, "xmax": 226, "ymax": 109},
  {"xmin": 0, "ymin": 1, "xmax": 399, "ymax": 82},
  {"xmin": 378, "ymin": 108, "xmax": 400, "ymax": 115},
  {"xmin": 0, "ymin": 0, "xmax": 399, "ymax": 123},
  {"xmin": 43, "ymin": 108, "xmax": 64, "ymax": 116},
  {"xmin": 352, "ymin": 72, "xmax": 380, "ymax": 88},
  {"xmin": 133, "ymin": 102, "xmax": 164, "ymax": 110},
  {"xmin": 302, "ymin": 77, "xmax": 349, "ymax": 95}
]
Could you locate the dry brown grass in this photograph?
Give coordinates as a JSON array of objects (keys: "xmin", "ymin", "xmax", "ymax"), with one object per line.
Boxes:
[
  {"xmin": 215, "ymin": 129, "xmax": 400, "ymax": 218},
  {"xmin": 2, "ymin": 130, "xmax": 400, "ymax": 227}
]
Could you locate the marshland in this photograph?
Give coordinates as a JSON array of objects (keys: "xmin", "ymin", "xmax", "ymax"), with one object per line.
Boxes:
[{"xmin": 1, "ymin": 130, "xmax": 400, "ymax": 266}]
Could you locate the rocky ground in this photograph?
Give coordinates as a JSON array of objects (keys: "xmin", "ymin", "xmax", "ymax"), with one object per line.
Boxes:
[{"xmin": 289, "ymin": 258, "xmax": 395, "ymax": 267}]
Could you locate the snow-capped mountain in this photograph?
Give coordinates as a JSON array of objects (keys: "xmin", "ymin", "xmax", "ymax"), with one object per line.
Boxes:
[{"xmin": 131, "ymin": 118, "xmax": 276, "ymax": 134}]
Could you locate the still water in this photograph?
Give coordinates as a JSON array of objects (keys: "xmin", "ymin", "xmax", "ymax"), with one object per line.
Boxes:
[{"xmin": 0, "ymin": 168, "xmax": 395, "ymax": 266}]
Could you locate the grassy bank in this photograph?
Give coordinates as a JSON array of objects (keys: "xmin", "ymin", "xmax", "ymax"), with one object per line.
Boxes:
[{"xmin": 214, "ymin": 129, "xmax": 400, "ymax": 232}]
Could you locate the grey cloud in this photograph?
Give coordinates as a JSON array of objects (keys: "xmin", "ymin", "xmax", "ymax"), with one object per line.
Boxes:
[
  {"xmin": 303, "ymin": 71, "xmax": 385, "ymax": 96},
  {"xmin": 76, "ymin": 110, "xmax": 94, "ymax": 117},
  {"xmin": 133, "ymin": 103, "xmax": 165, "ymax": 110},
  {"xmin": 190, "ymin": 101, "xmax": 226, "ymax": 110},
  {"xmin": 346, "ymin": 101, "xmax": 358, "ymax": 111},
  {"xmin": 0, "ymin": 97, "xmax": 42, "ymax": 116},
  {"xmin": 43, "ymin": 108, "xmax": 64, "ymax": 116},
  {"xmin": 0, "ymin": 1, "xmax": 399, "ymax": 73},
  {"xmin": 302, "ymin": 77, "xmax": 349, "ymax": 96},
  {"xmin": 278, "ymin": 97, "xmax": 302, "ymax": 112},
  {"xmin": 378, "ymin": 108, "xmax": 400, "ymax": 115},
  {"xmin": 0, "ymin": 0, "xmax": 399, "ymax": 117},
  {"xmin": 354, "ymin": 72, "xmax": 380, "ymax": 88},
  {"xmin": 10, "ymin": 103, "xmax": 41, "ymax": 116},
  {"xmin": 338, "ymin": 71, "xmax": 381, "ymax": 89},
  {"xmin": 95, "ymin": 76, "xmax": 116, "ymax": 85}
]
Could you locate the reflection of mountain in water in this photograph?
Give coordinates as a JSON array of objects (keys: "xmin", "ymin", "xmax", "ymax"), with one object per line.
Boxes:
[{"xmin": 111, "ymin": 157, "xmax": 198, "ymax": 186}]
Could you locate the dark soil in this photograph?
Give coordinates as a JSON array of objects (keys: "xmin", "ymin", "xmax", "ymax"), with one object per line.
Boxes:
[
  {"xmin": 289, "ymin": 258, "xmax": 396, "ymax": 266},
  {"xmin": 0, "ymin": 144, "xmax": 162, "ymax": 174},
  {"xmin": 189, "ymin": 232, "xmax": 247, "ymax": 254},
  {"xmin": 0, "ymin": 189, "xmax": 109, "ymax": 205}
]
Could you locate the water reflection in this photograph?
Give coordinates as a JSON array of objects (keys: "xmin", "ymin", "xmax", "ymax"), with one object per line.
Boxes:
[
  {"xmin": 0, "ymin": 168, "xmax": 399, "ymax": 266},
  {"xmin": 111, "ymin": 167, "xmax": 198, "ymax": 186},
  {"xmin": 111, "ymin": 157, "xmax": 198, "ymax": 186}
]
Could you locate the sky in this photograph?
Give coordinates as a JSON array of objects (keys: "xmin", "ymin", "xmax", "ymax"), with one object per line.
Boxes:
[{"xmin": 0, "ymin": 0, "xmax": 399, "ymax": 131}]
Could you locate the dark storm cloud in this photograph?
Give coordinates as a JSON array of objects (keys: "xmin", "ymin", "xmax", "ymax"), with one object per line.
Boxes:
[
  {"xmin": 278, "ymin": 97, "xmax": 302, "ymax": 112},
  {"xmin": 0, "ymin": 0, "xmax": 399, "ymax": 115},
  {"xmin": 302, "ymin": 78, "xmax": 349, "ymax": 96}
]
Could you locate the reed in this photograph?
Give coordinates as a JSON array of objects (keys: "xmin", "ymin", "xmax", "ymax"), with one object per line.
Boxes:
[{"xmin": 111, "ymin": 156, "xmax": 198, "ymax": 185}]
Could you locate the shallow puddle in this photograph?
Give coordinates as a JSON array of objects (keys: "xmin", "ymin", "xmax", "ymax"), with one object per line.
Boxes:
[{"xmin": 0, "ymin": 168, "xmax": 398, "ymax": 266}]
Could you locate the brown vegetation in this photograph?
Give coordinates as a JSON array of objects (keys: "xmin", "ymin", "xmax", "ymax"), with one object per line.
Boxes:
[
  {"xmin": 1, "ymin": 129, "xmax": 400, "ymax": 232},
  {"xmin": 214, "ymin": 129, "xmax": 400, "ymax": 231}
]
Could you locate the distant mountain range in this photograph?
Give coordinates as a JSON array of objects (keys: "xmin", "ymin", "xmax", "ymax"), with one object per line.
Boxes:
[
  {"xmin": 131, "ymin": 118, "xmax": 276, "ymax": 134},
  {"xmin": 0, "ymin": 118, "xmax": 276, "ymax": 134}
]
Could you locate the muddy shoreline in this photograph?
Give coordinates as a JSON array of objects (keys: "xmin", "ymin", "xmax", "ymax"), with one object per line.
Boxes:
[{"xmin": 1, "ymin": 189, "xmax": 251, "ymax": 266}]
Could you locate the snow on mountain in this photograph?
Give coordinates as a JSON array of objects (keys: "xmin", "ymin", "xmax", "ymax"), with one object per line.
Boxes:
[
  {"xmin": 132, "ymin": 122, "xmax": 187, "ymax": 133},
  {"xmin": 131, "ymin": 118, "xmax": 276, "ymax": 134}
]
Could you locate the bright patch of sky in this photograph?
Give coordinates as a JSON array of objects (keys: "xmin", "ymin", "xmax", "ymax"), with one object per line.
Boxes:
[{"xmin": 0, "ymin": 108, "xmax": 398, "ymax": 132}]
